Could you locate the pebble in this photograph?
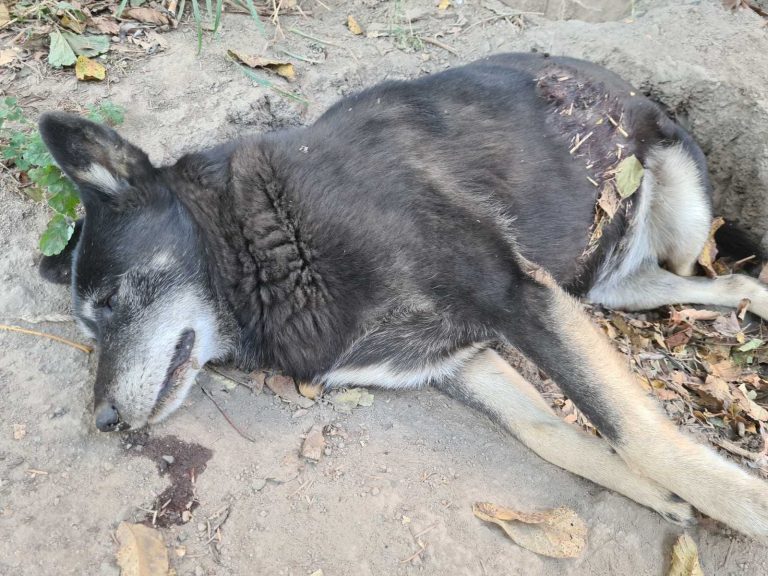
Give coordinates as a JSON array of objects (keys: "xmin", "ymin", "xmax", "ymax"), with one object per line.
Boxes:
[
  {"xmin": 259, "ymin": 510, "xmax": 268, "ymax": 517},
  {"xmin": 162, "ymin": 455, "xmax": 175, "ymax": 465},
  {"xmin": 98, "ymin": 561, "xmax": 120, "ymax": 576},
  {"xmin": 252, "ymin": 478, "xmax": 267, "ymax": 492},
  {"xmin": 323, "ymin": 447, "xmax": 332, "ymax": 456},
  {"xmin": 371, "ymin": 487, "xmax": 380, "ymax": 496},
  {"xmin": 197, "ymin": 522, "xmax": 206, "ymax": 532}
]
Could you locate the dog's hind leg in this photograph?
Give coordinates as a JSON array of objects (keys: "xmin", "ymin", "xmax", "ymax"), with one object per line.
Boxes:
[
  {"xmin": 588, "ymin": 264, "xmax": 768, "ymax": 320},
  {"xmin": 437, "ymin": 348, "xmax": 695, "ymax": 524},
  {"xmin": 503, "ymin": 263, "xmax": 768, "ymax": 538}
]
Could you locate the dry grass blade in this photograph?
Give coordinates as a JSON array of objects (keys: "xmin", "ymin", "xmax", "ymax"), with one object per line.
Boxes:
[
  {"xmin": 668, "ymin": 533, "xmax": 704, "ymax": 576},
  {"xmin": 0, "ymin": 324, "xmax": 92, "ymax": 353}
]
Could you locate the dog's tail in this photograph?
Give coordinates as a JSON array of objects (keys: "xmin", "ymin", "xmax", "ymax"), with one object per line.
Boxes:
[{"xmin": 715, "ymin": 220, "xmax": 765, "ymax": 265}]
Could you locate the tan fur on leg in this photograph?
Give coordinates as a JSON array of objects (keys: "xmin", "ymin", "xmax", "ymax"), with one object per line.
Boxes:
[{"xmin": 456, "ymin": 349, "xmax": 694, "ymax": 524}]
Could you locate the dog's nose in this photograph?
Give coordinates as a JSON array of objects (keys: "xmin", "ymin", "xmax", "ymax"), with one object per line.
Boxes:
[{"xmin": 94, "ymin": 402, "xmax": 122, "ymax": 432}]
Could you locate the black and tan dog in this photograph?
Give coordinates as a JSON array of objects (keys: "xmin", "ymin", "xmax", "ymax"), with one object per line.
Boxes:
[{"xmin": 38, "ymin": 53, "xmax": 768, "ymax": 538}]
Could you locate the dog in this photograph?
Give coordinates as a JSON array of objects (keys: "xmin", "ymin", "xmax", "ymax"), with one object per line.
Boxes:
[{"xmin": 37, "ymin": 52, "xmax": 768, "ymax": 539}]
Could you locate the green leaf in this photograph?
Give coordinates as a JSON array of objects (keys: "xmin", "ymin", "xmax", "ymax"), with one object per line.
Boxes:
[
  {"xmin": 21, "ymin": 133, "xmax": 53, "ymax": 167},
  {"xmin": 48, "ymin": 187, "xmax": 80, "ymax": 219},
  {"xmin": 87, "ymin": 101, "xmax": 125, "ymax": 126},
  {"xmin": 40, "ymin": 214, "xmax": 75, "ymax": 256},
  {"xmin": 615, "ymin": 154, "xmax": 644, "ymax": 199},
  {"xmin": 61, "ymin": 31, "xmax": 110, "ymax": 57},
  {"xmin": 738, "ymin": 338, "xmax": 764, "ymax": 353},
  {"xmin": 48, "ymin": 30, "xmax": 77, "ymax": 68}
]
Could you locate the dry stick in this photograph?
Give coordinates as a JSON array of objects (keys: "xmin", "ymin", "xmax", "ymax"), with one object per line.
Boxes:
[
  {"xmin": 288, "ymin": 26, "xmax": 358, "ymax": 61},
  {"xmin": 0, "ymin": 324, "xmax": 92, "ymax": 354},
  {"xmin": 200, "ymin": 386, "xmax": 257, "ymax": 443},
  {"xmin": 422, "ymin": 36, "xmax": 458, "ymax": 56}
]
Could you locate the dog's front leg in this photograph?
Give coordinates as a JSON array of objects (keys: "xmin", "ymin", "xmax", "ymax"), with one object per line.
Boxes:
[
  {"xmin": 501, "ymin": 263, "xmax": 768, "ymax": 539},
  {"xmin": 436, "ymin": 348, "xmax": 695, "ymax": 524}
]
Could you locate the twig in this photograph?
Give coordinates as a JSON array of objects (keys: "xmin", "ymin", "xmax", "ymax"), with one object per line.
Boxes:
[
  {"xmin": 0, "ymin": 324, "xmax": 92, "ymax": 354},
  {"xmin": 712, "ymin": 437, "xmax": 765, "ymax": 461},
  {"xmin": 288, "ymin": 26, "xmax": 358, "ymax": 60},
  {"xmin": 461, "ymin": 11, "xmax": 541, "ymax": 33},
  {"xmin": 422, "ymin": 36, "xmax": 458, "ymax": 56},
  {"xmin": 200, "ymin": 386, "xmax": 257, "ymax": 442},
  {"xmin": 277, "ymin": 48, "xmax": 324, "ymax": 64},
  {"xmin": 400, "ymin": 542, "xmax": 428, "ymax": 564}
]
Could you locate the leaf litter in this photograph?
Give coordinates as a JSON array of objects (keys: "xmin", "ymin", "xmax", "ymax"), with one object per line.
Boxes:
[
  {"xmin": 667, "ymin": 534, "xmax": 704, "ymax": 576},
  {"xmin": 115, "ymin": 522, "xmax": 170, "ymax": 576}
]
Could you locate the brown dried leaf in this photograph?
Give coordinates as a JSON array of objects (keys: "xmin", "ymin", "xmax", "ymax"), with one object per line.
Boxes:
[
  {"xmin": 438, "ymin": 0, "xmax": 453, "ymax": 9},
  {"xmin": 88, "ymin": 16, "xmax": 120, "ymax": 35},
  {"xmin": 265, "ymin": 374, "xmax": 315, "ymax": 408},
  {"xmin": 300, "ymin": 424, "xmax": 325, "ymax": 461},
  {"xmin": 75, "ymin": 55, "xmax": 106, "ymax": 81},
  {"xmin": 667, "ymin": 533, "xmax": 703, "ymax": 576},
  {"xmin": 298, "ymin": 381, "xmax": 323, "ymax": 400},
  {"xmin": 0, "ymin": 48, "xmax": 17, "ymax": 67},
  {"xmin": 227, "ymin": 50, "xmax": 295, "ymax": 80},
  {"xmin": 473, "ymin": 502, "xmax": 586, "ymax": 558},
  {"xmin": 0, "ymin": 2, "xmax": 9, "ymax": 26},
  {"xmin": 597, "ymin": 182, "xmax": 621, "ymax": 219},
  {"xmin": 123, "ymin": 7, "xmax": 174, "ymax": 26},
  {"xmin": 669, "ymin": 308, "xmax": 721, "ymax": 324},
  {"xmin": 60, "ymin": 14, "xmax": 86, "ymax": 34},
  {"xmin": 665, "ymin": 326, "xmax": 693, "ymax": 349},
  {"xmin": 115, "ymin": 522, "xmax": 170, "ymax": 576},
  {"xmin": 733, "ymin": 384, "xmax": 768, "ymax": 421},
  {"xmin": 346, "ymin": 15, "xmax": 363, "ymax": 35},
  {"xmin": 709, "ymin": 360, "xmax": 742, "ymax": 381},
  {"xmin": 697, "ymin": 375, "xmax": 732, "ymax": 409},
  {"xmin": 697, "ymin": 217, "xmax": 725, "ymax": 278}
]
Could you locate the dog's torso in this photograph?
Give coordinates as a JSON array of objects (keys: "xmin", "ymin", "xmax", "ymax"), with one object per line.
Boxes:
[{"xmin": 171, "ymin": 53, "xmax": 705, "ymax": 384}]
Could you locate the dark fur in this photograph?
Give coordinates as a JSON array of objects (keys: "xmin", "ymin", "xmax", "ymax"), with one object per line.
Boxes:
[{"xmin": 41, "ymin": 53, "xmax": 700, "ymax": 441}]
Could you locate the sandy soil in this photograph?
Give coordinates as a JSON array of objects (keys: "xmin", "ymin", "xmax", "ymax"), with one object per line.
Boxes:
[{"xmin": 2, "ymin": 1, "xmax": 768, "ymax": 574}]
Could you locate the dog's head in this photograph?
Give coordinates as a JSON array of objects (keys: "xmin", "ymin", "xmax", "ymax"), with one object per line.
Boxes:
[{"xmin": 38, "ymin": 113, "xmax": 231, "ymax": 431}]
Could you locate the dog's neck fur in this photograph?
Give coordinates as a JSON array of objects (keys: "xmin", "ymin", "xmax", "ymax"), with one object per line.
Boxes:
[{"xmin": 170, "ymin": 135, "xmax": 353, "ymax": 378}]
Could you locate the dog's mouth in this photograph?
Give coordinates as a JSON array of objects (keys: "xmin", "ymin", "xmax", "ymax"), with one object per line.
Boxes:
[{"xmin": 155, "ymin": 329, "xmax": 196, "ymax": 408}]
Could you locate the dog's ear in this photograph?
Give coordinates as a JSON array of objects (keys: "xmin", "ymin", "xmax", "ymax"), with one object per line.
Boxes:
[
  {"xmin": 39, "ymin": 218, "xmax": 83, "ymax": 284},
  {"xmin": 38, "ymin": 113, "xmax": 155, "ymax": 205}
]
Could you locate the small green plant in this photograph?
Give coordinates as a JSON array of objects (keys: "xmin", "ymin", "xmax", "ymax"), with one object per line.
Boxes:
[{"xmin": 0, "ymin": 98, "xmax": 124, "ymax": 256}]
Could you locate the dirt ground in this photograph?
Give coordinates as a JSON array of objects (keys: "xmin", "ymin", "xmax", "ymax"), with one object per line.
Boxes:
[{"xmin": 3, "ymin": 1, "xmax": 768, "ymax": 575}]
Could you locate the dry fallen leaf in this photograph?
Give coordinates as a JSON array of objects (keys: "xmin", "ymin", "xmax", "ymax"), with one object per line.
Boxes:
[
  {"xmin": 300, "ymin": 424, "xmax": 326, "ymax": 461},
  {"xmin": 227, "ymin": 50, "xmax": 295, "ymax": 80},
  {"xmin": 438, "ymin": 0, "xmax": 453, "ymax": 9},
  {"xmin": 75, "ymin": 55, "xmax": 106, "ymax": 81},
  {"xmin": 347, "ymin": 15, "xmax": 364, "ymax": 35},
  {"xmin": 265, "ymin": 374, "xmax": 315, "ymax": 408},
  {"xmin": 123, "ymin": 7, "xmax": 174, "ymax": 26},
  {"xmin": 331, "ymin": 388, "xmax": 374, "ymax": 413},
  {"xmin": 0, "ymin": 48, "xmax": 16, "ymax": 67},
  {"xmin": 614, "ymin": 154, "xmax": 644, "ymax": 198},
  {"xmin": 299, "ymin": 381, "xmax": 323, "ymax": 400},
  {"xmin": 670, "ymin": 308, "xmax": 721, "ymax": 324},
  {"xmin": 116, "ymin": 522, "xmax": 170, "ymax": 576},
  {"xmin": 473, "ymin": 502, "xmax": 586, "ymax": 558},
  {"xmin": 709, "ymin": 360, "xmax": 742, "ymax": 381},
  {"xmin": 87, "ymin": 16, "xmax": 121, "ymax": 35},
  {"xmin": 733, "ymin": 384, "xmax": 768, "ymax": 421},
  {"xmin": 697, "ymin": 217, "xmax": 725, "ymax": 278},
  {"xmin": 668, "ymin": 534, "xmax": 703, "ymax": 576},
  {"xmin": 0, "ymin": 2, "xmax": 9, "ymax": 27}
]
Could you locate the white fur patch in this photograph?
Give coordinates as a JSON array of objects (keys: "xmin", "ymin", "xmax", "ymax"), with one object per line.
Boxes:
[
  {"xmin": 84, "ymin": 163, "xmax": 121, "ymax": 194},
  {"xmin": 322, "ymin": 346, "xmax": 479, "ymax": 390}
]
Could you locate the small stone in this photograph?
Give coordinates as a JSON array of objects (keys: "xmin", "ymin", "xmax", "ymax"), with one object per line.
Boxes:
[
  {"xmin": 337, "ymin": 441, "xmax": 345, "ymax": 449},
  {"xmin": 371, "ymin": 487, "xmax": 380, "ymax": 496},
  {"xmin": 99, "ymin": 561, "xmax": 120, "ymax": 576},
  {"xmin": 103, "ymin": 462, "xmax": 114, "ymax": 472},
  {"xmin": 161, "ymin": 455, "xmax": 175, "ymax": 465},
  {"xmin": 181, "ymin": 510, "xmax": 192, "ymax": 523},
  {"xmin": 197, "ymin": 522, "xmax": 206, "ymax": 532},
  {"xmin": 323, "ymin": 447, "xmax": 332, "ymax": 456},
  {"xmin": 252, "ymin": 478, "xmax": 267, "ymax": 492},
  {"xmin": 259, "ymin": 510, "xmax": 268, "ymax": 518}
]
